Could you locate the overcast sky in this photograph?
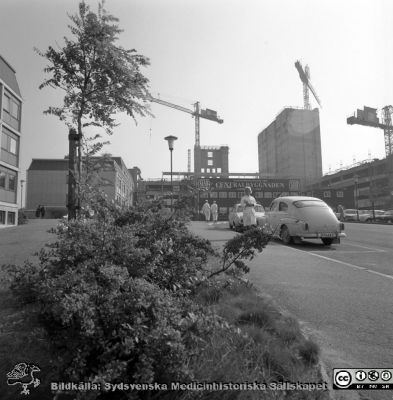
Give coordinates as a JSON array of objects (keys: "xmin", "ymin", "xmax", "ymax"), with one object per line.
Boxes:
[{"xmin": 1, "ymin": 0, "xmax": 392, "ymax": 183}]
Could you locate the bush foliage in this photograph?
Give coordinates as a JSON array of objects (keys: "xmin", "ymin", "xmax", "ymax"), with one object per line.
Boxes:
[{"xmin": 4, "ymin": 196, "xmax": 324, "ymax": 400}]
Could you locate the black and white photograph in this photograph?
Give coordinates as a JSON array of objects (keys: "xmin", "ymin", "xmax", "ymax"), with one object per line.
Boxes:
[{"xmin": 1, "ymin": 0, "xmax": 393, "ymax": 399}]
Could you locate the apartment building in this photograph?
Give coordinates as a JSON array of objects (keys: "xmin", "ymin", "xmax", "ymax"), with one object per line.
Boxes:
[{"xmin": 0, "ymin": 55, "xmax": 22, "ymax": 228}]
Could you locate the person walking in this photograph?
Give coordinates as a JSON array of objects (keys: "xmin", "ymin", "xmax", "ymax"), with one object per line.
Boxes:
[
  {"xmin": 40, "ymin": 205, "xmax": 46, "ymax": 219},
  {"xmin": 35, "ymin": 205, "xmax": 41, "ymax": 218},
  {"xmin": 201, "ymin": 200, "xmax": 211, "ymax": 222},
  {"xmin": 337, "ymin": 204, "xmax": 344, "ymax": 221},
  {"xmin": 240, "ymin": 186, "xmax": 257, "ymax": 228},
  {"xmin": 211, "ymin": 201, "xmax": 218, "ymax": 223}
]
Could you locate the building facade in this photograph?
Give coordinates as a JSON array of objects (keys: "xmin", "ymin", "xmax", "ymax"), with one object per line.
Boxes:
[
  {"xmin": 0, "ymin": 55, "xmax": 22, "ymax": 228},
  {"xmin": 138, "ymin": 175, "xmax": 302, "ymax": 218},
  {"xmin": 258, "ymin": 108, "xmax": 322, "ymax": 189},
  {"xmin": 26, "ymin": 157, "xmax": 136, "ymax": 217},
  {"xmin": 194, "ymin": 145, "xmax": 229, "ymax": 175},
  {"xmin": 307, "ymin": 155, "xmax": 393, "ymax": 210}
]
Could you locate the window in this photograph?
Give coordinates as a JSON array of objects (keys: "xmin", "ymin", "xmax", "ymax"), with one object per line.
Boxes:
[
  {"xmin": 207, "ymin": 151, "xmax": 213, "ymax": 157},
  {"xmin": 2, "ymin": 91, "xmax": 21, "ymax": 131},
  {"xmin": 279, "ymin": 202, "xmax": 288, "ymax": 212},
  {"xmin": 7, "ymin": 211, "xmax": 15, "ymax": 225},
  {"xmin": 0, "ymin": 211, "xmax": 5, "ymax": 224},
  {"xmin": 293, "ymin": 200, "xmax": 327, "ymax": 208},
  {"xmin": 323, "ymin": 191, "xmax": 331, "ymax": 198},
  {"xmin": 264, "ymin": 192, "xmax": 272, "ymax": 198},
  {"xmin": 217, "ymin": 168, "xmax": 222, "ymax": 173},
  {"xmin": 209, "ymin": 192, "xmax": 217, "ymax": 198},
  {"xmin": 0, "ymin": 171, "xmax": 5, "ymax": 188},
  {"xmin": 219, "ymin": 192, "xmax": 227, "ymax": 198},
  {"xmin": 336, "ymin": 191, "xmax": 344, "ymax": 198},
  {"xmin": 201, "ymin": 168, "xmax": 205, "ymax": 173},
  {"xmin": 212, "ymin": 168, "xmax": 216, "ymax": 173},
  {"xmin": 11, "ymin": 101, "xmax": 20, "ymax": 119},
  {"xmin": 229, "ymin": 192, "xmax": 237, "ymax": 198},
  {"xmin": 1, "ymin": 127, "xmax": 19, "ymax": 166},
  {"xmin": 9, "ymin": 138, "xmax": 17, "ymax": 154},
  {"xmin": 206, "ymin": 168, "xmax": 210, "ymax": 173},
  {"xmin": 8, "ymin": 175, "xmax": 16, "ymax": 191},
  {"xmin": 207, "ymin": 159, "xmax": 213, "ymax": 166}
]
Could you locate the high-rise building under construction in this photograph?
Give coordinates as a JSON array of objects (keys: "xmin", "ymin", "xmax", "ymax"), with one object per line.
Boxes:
[{"xmin": 258, "ymin": 108, "xmax": 322, "ymax": 189}]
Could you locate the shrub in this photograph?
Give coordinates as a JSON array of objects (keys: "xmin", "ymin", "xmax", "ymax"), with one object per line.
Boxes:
[
  {"xmin": 297, "ymin": 339, "xmax": 320, "ymax": 366},
  {"xmin": 5, "ymin": 200, "xmax": 224, "ymax": 398}
]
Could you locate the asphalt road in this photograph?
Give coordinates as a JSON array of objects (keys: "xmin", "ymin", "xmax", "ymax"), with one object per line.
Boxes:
[{"xmin": 189, "ymin": 221, "xmax": 393, "ymax": 400}]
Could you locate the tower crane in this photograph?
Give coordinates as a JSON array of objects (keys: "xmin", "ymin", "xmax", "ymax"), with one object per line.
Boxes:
[
  {"xmin": 294, "ymin": 61, "xmax": 322, "ymax": 109},
  {"xmin": 149, "ymin": 95, "xmax": 223, "ymax": 147},
  {"xmin": 347, "ymin": 105, "xmax": 393, "ymax": 157}
]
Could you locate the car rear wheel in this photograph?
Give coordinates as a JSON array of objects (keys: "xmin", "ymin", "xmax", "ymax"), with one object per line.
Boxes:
[
  {"xmin": 280, "ymin": 226, "xmax": 293, "ymax": 245},
  {"xmin": 321, "ymin": 238, "xmax": 333, "ymax": 246}
]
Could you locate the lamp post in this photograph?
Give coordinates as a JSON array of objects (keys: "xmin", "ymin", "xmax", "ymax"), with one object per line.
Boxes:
[
  {"xmin": 164, "ymin": 135, "xmax": 178, "ymax": 212},
  {"xmin": 20, "ymin": 179, "xmax": 25, "ymax": 210},
  {"xmin": 354, "ymin": 174, "xmax": 359, "ymax": 221}
]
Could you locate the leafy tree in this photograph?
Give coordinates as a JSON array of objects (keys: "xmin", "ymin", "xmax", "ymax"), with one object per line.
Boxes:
[{"xmin": 36, "ymin": 1, "xmax": 151, "ymax": 218}]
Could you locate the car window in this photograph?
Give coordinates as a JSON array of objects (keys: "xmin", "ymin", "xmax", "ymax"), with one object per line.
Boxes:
[
  {"xmin": 293, "ymin": 200, "xmax": 328, "ymax": 208},
  {"xmin": 344, "ymin": 209, "xmax": 357, "ymax": 213},
  {"xmin": 279, "ymin": 202, "xmax": 288, "ymax": 212},
  {"xmin": 270, "ymin": 201, "xmax": 279, "ymax": 211}
]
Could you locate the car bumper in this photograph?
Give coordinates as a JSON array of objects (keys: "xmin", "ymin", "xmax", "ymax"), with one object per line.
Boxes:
[{"xmin": 299, "ymin": 232, "xmax": 346, "ymax": 239}]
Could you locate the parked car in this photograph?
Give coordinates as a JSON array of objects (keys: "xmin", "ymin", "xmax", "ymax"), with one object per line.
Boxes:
[
  {"xmin": 228, "ymin": 203, "xmax": 266, "ymax": 230},
  {"xmin": 342, "ymin": 209, "xmax": 359, "ymax": 221},
  {"xmin": 378, "ymin": 209, "xmax": 393, "ymax": 223},
  {"xmin": 265, "ymin": 196, "xmax": 346, "ymax": 246},
  {"xmin": 367, "ymin": 210, "xmax": 386, "ymax": 222},
  {"xmin": 358, "ymin": 210, "xmax": 371, "ymax": 222}
]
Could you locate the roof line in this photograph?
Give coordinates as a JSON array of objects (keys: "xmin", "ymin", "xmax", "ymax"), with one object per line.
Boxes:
[{"xmin": 0, "ymin": 54, "xmax": 16, "ymax": 73}]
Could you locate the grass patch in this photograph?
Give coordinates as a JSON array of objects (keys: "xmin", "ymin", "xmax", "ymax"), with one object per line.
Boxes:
[{"xmin": 194, "ymin": 280, "xmax": 329, "ymax": 399}]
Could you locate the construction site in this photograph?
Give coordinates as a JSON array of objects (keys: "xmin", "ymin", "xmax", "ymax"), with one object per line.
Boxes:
[{"xmin": 139, "ymin": 61, "xmax": 393, "ymax": 216}]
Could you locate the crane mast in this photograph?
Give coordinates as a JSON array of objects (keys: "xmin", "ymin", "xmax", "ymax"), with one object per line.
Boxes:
[
  {"xmin": 295, "ymin": 61, "xmax": 322, "ymax": 109},
  {"xmin": 149, "ymin": 96, "xmax": 223, "ymax": 147}
]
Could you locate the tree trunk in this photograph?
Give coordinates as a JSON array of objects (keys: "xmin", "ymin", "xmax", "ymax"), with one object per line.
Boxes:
[{"xmin": 68, "ymin": 128, "xmax": 80, "ymax": 220}]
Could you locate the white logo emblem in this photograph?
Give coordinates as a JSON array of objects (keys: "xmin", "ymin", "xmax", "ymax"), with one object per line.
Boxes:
[
  {"xmin": 6, "ymin": 363, "xmax": 41, "ymax": 395},
  {"xmin": 334, "ymin": 370, "xmax": 352, "ymax": 388}
]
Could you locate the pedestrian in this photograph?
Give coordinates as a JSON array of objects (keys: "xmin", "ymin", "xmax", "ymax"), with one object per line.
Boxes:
[
  {"xmin": 201, "ymin": 200, "xmax": 211, "ymax": 222},
  {"xmin": 240, "ymin": 186, "xmax": 257, "ymax": 228},
  {"xmin": 35, "ymin": 205, "xmax": 41, "ymax": 218},
  {"xmin": 40, "ymin": 205, "xmax": 46, "ymax": 219},
  {"xmin": 211, "ymin": 200, "xmax": 218, "ymax": 223},
  {"xmin": 337, "ymin": 204, "xmax": 344, "ymax": 221}
]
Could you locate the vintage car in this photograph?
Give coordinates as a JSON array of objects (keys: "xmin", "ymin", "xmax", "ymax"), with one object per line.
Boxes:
[
  {"xmin": 357, "ymin": 209, "xmax": 385, "ymax": 222},
  {"xmin": 379, "ymin": 209, "xmax": 393, "ymax": 223},
  {"xmin": 342, "ymin": 208, "xmax": 359, "ymax": 221},
  {"xmin": 228, "ymin": 203, "xmax": 266, "ymax": 230},
  {"xmin": 266, "ymin": 196, "xmax": 346, "ymax": 245}
]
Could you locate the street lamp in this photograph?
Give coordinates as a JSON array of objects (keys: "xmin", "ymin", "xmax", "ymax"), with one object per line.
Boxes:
[
  {"xmin": 20, "ymin": 179, "xmax": 25, "ymax": 210},
  {"xmin": 164, "ymin": 135, "xmax": 178, "ymax": 211},
  {"xmin": 354, "ymin": 174, "xmax": 359, "ymax": 221}
]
